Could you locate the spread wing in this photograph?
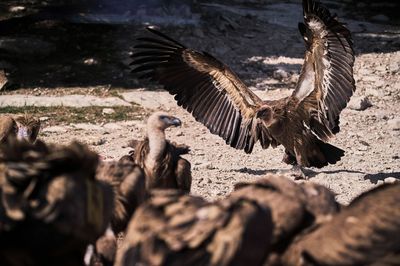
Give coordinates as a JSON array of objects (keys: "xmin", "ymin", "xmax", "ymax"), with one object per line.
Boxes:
[
  {"xmin": 130, "ymin": 28, "xmax": 271, "ymax": 153},
  {"xmin": 293, "ymin": 0, "xmax": 355, "ymax": 140}
]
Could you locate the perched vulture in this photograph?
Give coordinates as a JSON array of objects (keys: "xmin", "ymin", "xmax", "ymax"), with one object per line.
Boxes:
[
  {"xmin": 231, "ymin": 175, "xmax": 340, "ymax": 264},
  {"xmin": 130, "ymin": 0, "xmax": 355, "ymax": 174},
  {"xmin": 115, "ymin": 189, "xmax": 273, "ymax": 266},
  {"xmin": 0, "ymin": 114, "xmax": 41, "ymax": 143},
  {"xmin": 128, "ymin": 112, "xmax": 192, "ymax": 192},
  {"xmin": 96, "ymin": 155, "xmax": 146, "ymax": 234},
  {"xmin": 282, "ymin": 183, "xmax": 400, "ymax": 266},
  {"xmin": 0, "ymin": 139, "xmax": 114, "ymax": 266}
]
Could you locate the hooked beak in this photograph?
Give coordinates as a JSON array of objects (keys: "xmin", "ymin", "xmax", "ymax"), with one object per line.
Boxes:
[{"xmin": 170, "ymin": 117, "xmax": 182, "ymax": 127}]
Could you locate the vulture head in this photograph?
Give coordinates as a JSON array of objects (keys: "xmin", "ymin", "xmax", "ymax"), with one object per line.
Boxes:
[
  {"xmin": 13, "ymin": 115, "xmax": 41, "ymax": 143},
  {"xmin": 256, "ymin": 106, "xmax": 274, "ymax": 126},
  {"xmin": 147, "ymin": 112, "xmax": 181, "ymax": 131}
]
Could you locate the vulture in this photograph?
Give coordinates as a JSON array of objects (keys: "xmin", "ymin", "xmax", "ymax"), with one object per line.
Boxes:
[
  {"xmin": 96, "ymin": 155, "xmax": 146, "ymax": 234},
  {"xmin": 282, "ymin": 183, "xmax": 400, "ymax": 266},
  {"xmin": 115, "ymin": 189, "xmax": 273, "ymax": 266},
  {"xmin": 0, "ymin": 114, "xmax": 41, "ymax": 143},
  {"xmin": 130, "ymin": 0, "xmax": 355, "ymax": 176},
  {"xmin": 0, "ymin": 139, "xmax": 114, "ymax": 266},
  {"xmin": 230, "ymin": 175, "xmax": 340, "ymax": 265},
  {"xmin": 128, "ymin": 112, "xmax": 192, "ymax": 192}
]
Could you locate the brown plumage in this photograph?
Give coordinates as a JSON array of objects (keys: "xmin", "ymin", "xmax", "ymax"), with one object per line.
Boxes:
[
  {"xmin": 89, "ymin": 227, "xmax": 117, "ymax": 266},
  {"xmin": 115, "ymin": 189, "xmax": 273, "ymax": 266},
  {"xmin": 129, "ymin": 112, "xmax": 192, "ymax": 192},
  {"xmin": 282, "ymin": 183, "xmax": 400, "ymax": 266},
  {"xmin": 130, "ymin": 0, "xmax": 355, "ymax": 168},
  {"xmin": 96, "ymin": 155, "xmax": 146, "ymax": 234},
  {"xmin": 231, "ymin": 175, "xmax": 339, "ymax": 264},
  {"xmin": 0, "ymin": 139, "xmax": 113, "ymax": 266},
  {"xmin": 0, "ymin": 114, "xmax": 41, "ymax": 143}
]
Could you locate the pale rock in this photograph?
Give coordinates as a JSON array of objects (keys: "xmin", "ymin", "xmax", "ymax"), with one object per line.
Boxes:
[
  {"xmin": 384, "ymin": 177, "xmax": 399, "ymax": 184},
  {"xmin": 347, "ymin": 96, "xmax": 372, "ymax": 111},
  {"xmin": 102, "ymin": 108, "xmax": 115, "ymax": 115},
  {"xmin": 273, "ymin": 68, "xmax": 289, "ymax": 80},
  {"xmin": 365, "ymin": 88, "xmax": 383, "ymax": 97},
  {"xmin": 387, "ymin": 118, "xmax": 400, "ymax": 130}
]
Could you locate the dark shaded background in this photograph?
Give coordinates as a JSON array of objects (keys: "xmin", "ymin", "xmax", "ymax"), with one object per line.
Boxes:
[{"xmin": 0, "ymin": 0, "xmax": 399, "ymax": 90}]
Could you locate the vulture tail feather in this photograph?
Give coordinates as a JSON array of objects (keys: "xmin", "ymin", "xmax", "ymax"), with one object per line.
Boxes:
[{"xmin": 316, "ymin": 140, "xmax": 344, "ymax": 167}]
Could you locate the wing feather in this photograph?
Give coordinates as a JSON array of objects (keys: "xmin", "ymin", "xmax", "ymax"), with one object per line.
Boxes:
[
  {"xmin": 293, "ymin": 0, "xmax": 355, "ymax": 139},
  {"xmin": 131, "ymin": 28, "xmax": 271, "ymax": 153}
]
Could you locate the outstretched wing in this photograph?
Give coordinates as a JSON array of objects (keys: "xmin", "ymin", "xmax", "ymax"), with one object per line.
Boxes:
[
  {"xmin": 131, "ymin": 28, "xmax": 271, "ymax": 153},
  {"xmin": 293, "ymin": 0, "xmax": 355, "ymax": 140}
]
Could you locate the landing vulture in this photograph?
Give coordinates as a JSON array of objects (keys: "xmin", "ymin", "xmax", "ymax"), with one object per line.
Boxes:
[
  {"xmin": 0, "ymin": 139, "xmax": 114, "ymax": 266},
  {"xmin": 128, "ymin": 112, "xmax": 192, "ymax": 192},
  {"xmin": 0, "ymin": 114, "xmax": 41, "ymax": 143},
  {"xmin": 282, "ymin": 183, "xmax": 400, "ymax": 265},
  {"xmin": 131, "ymin": 0, "xmax": 355, "ymax": 170}
]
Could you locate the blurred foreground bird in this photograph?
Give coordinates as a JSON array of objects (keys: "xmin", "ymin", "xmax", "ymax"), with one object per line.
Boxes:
[
  {"xmin": 229, "ymin": 175, "xmax": 340, "ymax": 265},
  {"xmin": 130, "ymin": 0, "xmax": 355, "ymax": 178},
  {"xmin": 115, "ymin": 174, "xmax": 339, "ymax": 266},
  {"xmin": 115, "ymin": 174, "xmax": 400, "ymax": 266},
  {"xmin": 0, "ymin": 139, "xmax": 114, "ymax": 266},
  {"xmin": 282, "ymin": 182, "xmax": 400, "ymax": 266},
  {"xmin": 128, "ymin": 112, "xmax": 192, "ymax": 192},
  {"xmin": 96, "ymin": 155, "xmax": 146, "ymax": 234},
  {"xmin": 0, "ymin": 114, "xmax": 41, "ymax": 143},
  {"xmin": 115, "ymin": 189, "xmax": 273, "ymax": 266}
]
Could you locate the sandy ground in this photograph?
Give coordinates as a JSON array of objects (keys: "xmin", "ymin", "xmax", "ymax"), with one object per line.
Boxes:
[{"xmin": 2, "ymin": 2, "xmax": 400, "ymax": 205}]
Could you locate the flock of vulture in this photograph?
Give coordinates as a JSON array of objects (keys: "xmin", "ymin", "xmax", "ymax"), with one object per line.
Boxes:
[{"xmin": 0, "ymin": 0, "xmax": 399, "ymax": 265}]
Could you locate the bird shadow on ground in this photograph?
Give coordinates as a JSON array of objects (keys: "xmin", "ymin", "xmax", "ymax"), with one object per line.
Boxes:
[
  {"xmin": 231, "ymin": 167, "xmax": 280, "ymax": 176},
  {"xmin": 232, "ymin": 167, "xmax": 365, "ymax": 179},
  {"xmin": 363, "ymin": 172, "xmax": 400, "ymax": 184},
  {"xmin": 304, "ymin": 169, "xmax": 365, "ymax": 178}
]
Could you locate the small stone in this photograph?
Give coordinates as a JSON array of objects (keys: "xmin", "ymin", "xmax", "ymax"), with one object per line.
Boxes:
[
  {"xmin": 387, "ymin": 118, "xmax": 400, "ymax": 130},
  {"xmin": 9, "ymin": 6, "xmax": 26, "ymax": 12},
  {"xmin": 175, "ymin": 131, "xmax": 184, "ymax": 137},
  {"xmin": 384, "ymin": 177, "xmax": 398, "ymax": 184},
  {"xmin": 371, "ymin": 14, "xmax": 389, "ymax": 22},
  {"xmin": 392, "ymin": 155, "xmax": 399, "ymax": 160},
  {"xmin": 377, "ymin": 180, "xmax": 384, "ymax": 185},
  {"xmin": 273, "ymin": 69, "xmax": 289, "ymax": 80},
  {"xmin": 365, "ymin": 88, "xmax": 383, "ymax": 97},
  {"xmin": 347, "ymin": 96, "xmax": 372, "ymax": 111},
  {"xmin": 374, "ymin": 80, "xmax": 385, "ymax": 88},
  {"xmin": 199, "ymin": 162, "xmax": 215, "ymax": 170},
  {"xmin": 102, "ymin": 108, "xmax": 115, "ymax": 115},
  {"xmin": 39, "ymin": 116, "xmax": 50, "ymax": 122},
  {"xmin": 92, "ymin": 138, "xmax": 106, "ymax": 146},
  {"xmin": 84, "ymin": 58, "xmax": 98, "ymax": 65},
  {"xmin": 389, "ymin": 62, "xmax": 399, "ymax": 73}
]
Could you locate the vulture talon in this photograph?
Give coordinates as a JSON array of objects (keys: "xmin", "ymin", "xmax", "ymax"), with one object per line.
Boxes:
[{"xmin": 130, "ymin": 0, "xmax": 355, "ymax": 169}]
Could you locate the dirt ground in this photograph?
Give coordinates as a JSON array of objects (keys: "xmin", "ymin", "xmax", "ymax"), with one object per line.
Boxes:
[{"xmin": 2, "ymin": 2, "xmax": 400, "ymax": 204}]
